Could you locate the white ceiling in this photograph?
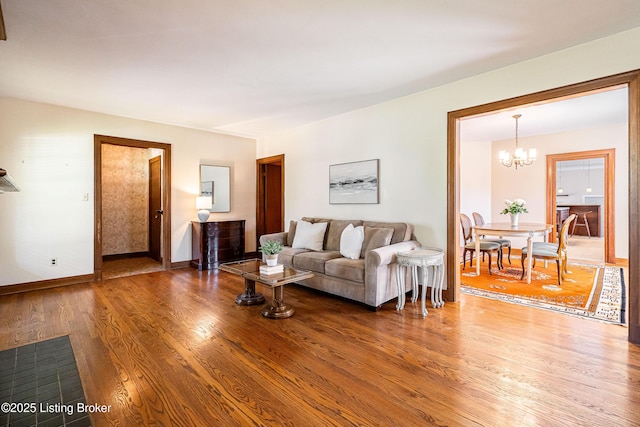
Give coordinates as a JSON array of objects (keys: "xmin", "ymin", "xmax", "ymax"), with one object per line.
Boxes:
[
  {"xmin": 1, "ymin": 0, "xmax": 639, "ymax": 137},
  {"xmin": 460, "ymin": 87, "xmax": 629, "ymax": 142}
]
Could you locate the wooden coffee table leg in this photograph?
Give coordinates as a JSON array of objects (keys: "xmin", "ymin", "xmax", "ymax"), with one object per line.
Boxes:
[
  {"xmin": 261, "ymin": 285, "xmax": 295, "ymax": 319},
  {"xmin": 236, "ymin": 278, "xmax": 265, "ymax": 305}
]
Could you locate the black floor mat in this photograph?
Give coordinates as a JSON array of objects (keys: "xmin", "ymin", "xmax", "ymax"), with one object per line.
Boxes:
[{"xmin": 0, "ymin": 336, "xmax": 91, "ymax": 427}]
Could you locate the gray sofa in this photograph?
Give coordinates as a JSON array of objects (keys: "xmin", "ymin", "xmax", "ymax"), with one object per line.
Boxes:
[{"xmin": 259, "ymin": 217, "xmax": 421, "ymax": 309}]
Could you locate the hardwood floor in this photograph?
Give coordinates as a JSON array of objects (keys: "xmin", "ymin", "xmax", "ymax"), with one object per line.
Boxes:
[
  {"xmin": 101, "ymin": 256, "xmax": 164, "ymax": 280},
  {"xmin": 1, "ymin": 268, "xmax": 638, "ymax": 426}
]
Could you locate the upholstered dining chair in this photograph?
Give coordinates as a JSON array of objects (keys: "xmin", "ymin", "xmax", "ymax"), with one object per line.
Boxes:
[
  {"xmin": 520, "ymin": 214, "xmax": 576, "ymax": 286},
  {"xmin": 472, "ymin": 211, "xmax": 511, "ymax": 268},
  {"xmin": 460, "ymin": 213, "xmax": 502, "ymax": 275}
]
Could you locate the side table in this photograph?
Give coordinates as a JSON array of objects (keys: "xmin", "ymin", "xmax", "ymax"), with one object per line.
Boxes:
[{"xmin": 395, "ymin": 247, "xmax": 445, "ymax": 317}]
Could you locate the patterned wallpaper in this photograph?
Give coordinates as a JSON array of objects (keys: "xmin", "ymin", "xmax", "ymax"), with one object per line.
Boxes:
[{"xmin": 102, "ymin": 144, "xmax": 150, "ymax": 256}]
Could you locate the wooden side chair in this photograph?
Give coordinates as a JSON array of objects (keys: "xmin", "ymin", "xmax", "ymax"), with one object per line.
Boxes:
[
  {"xmin": 472, "ymin": 211, "xmax": 511, "ymax": 268},
  {"xmin": 460, "ymin": 213, "xmax": 502, "ymax": 275},
  {"xmin": 520, "ymin": 214, "xmax": 576, "ymax": 285}
]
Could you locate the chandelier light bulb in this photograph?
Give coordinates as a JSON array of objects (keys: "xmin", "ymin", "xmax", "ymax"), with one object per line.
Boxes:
[{"xmin": 499, "ymin": 114, "xmax": 536, "ymax": 169}]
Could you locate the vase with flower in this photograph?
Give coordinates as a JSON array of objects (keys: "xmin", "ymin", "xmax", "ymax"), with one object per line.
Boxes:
[{"xmin": 501, "ymin": 199, "xmax": 529, "ymax": 227}]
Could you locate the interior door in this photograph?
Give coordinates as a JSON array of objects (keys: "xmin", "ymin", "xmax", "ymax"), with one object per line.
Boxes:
[
  {"xmin": 264, "ymin": 163, "xmax": 282, "ymax": 233},
  {"xmin": 256, "ymin": 155, "xmax": 285, "ymax": 243},
  {"xmin": 149, "ymin": 156, "xmax": 162, "ymax": 262}
]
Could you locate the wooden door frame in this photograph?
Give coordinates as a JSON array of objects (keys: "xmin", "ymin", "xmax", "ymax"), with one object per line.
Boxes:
[
  {"xmin": 256, "ymin": 154, "xmax": 285, "ymax": 243},
  {"xmin": 447, "ymin": 70, "xmax": 640, "ymax": 344},
  {"xmin": 94, "ymin": 135, "xmax": 172, "ymax": 280},
  {"xmin": 545, "ymin": 149, "xmax": 616, "ymax": 263}
]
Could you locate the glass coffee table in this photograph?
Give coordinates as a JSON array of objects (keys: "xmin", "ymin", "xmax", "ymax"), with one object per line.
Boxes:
[{"xmin": 219, "ymin": 259, "xmax": 313, "ymax": 319}]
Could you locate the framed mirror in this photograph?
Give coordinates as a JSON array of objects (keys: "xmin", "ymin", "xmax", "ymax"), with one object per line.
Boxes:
[{"xmin": 200, "ymin": 165, "xmax": 230, "ymax": 212}]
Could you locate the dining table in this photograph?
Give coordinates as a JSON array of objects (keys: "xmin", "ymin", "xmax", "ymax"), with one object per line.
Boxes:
[{"xmin": 472, "ymin": 222, "xmax": 554, "ymax": 284}]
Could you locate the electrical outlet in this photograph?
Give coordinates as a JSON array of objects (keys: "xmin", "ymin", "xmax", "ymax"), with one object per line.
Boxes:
[
  {"xmin": 51, "ymin": 258, "xmax": 57, "ymax": 266},
  {"xmin": 82, "ymin": 193, "xmax": 89, "ymax": 201}
]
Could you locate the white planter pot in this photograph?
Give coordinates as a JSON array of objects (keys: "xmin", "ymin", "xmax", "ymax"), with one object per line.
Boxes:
[{"xmin": 265, "ymin": 254, "xmax": 279, "ymax": 266}]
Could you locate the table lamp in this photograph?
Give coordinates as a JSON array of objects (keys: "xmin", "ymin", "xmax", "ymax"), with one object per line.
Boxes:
[{"xmin": 196, "ymin": 196, "xmax": 212, "ymax": 222}]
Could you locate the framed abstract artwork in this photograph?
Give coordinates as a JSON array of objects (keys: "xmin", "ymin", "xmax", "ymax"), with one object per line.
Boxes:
[{"xmin": 329, "ymin": 159, "xmax": 379, "ymax": 204}]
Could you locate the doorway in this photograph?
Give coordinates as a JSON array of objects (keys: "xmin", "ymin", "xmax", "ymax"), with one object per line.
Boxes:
[
  {"xmin": 447, "ymin": 70, "xmax": 640, "ymax": 344},
  {"xmin": 94, "ymin": 135, "xmax": 172, "ymax": 280},
  {"xmin": 546, "ymin": 149, "xmax": 615, "ymax": 263},
  {"xmin": 256, "ymin": 154, "xmax": 285, "ymax": 244}
]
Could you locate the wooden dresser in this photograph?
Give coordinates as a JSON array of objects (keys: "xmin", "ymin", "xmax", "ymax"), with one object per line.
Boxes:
[{"xmin": 191, "ymin": 220, "xmax": 245, "ymax": 270}]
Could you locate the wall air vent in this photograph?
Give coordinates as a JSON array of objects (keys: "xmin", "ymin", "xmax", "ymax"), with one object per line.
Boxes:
[{"xmin": 0, "ymin": 168, "xmax": 20, "ymax": 193}]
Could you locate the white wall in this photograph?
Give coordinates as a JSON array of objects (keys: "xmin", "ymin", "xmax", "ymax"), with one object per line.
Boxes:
[
  {"xmin": 257, "ymin": 27, "xmax": 640, "ymax": 260},
  {"xmin": 460, "ymin": 141, "xmax": 493, "ymax": 217},
  {"xmin": 0, "ymin": 98, "xmax": 256, "ymax": 286},
  {"xmin": 557, "ymin": 163, "xmax": 605, "ymax": 205}
]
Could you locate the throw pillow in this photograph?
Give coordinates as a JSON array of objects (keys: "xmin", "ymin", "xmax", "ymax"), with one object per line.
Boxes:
[
  {"xmin": 292, "ymin": 220, "xmax": 328, "ymax": 251},
  {"xmin": 340, "ymin": 224, "xmax": 365, "ymax": 260},
  {"xmin": 360, "ymin": 227, "xmax": 394, "ymax": 258}
]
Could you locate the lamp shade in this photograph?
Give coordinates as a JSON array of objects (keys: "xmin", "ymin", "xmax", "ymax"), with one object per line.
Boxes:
[{"xmin": 196, "ymin": 196, "xmax": 212, "ymax": 210}]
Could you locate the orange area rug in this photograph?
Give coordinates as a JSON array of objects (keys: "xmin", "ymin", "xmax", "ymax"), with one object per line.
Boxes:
[{"xmin": 460, "ymin": 258, "xmax": 626, "ymax": 325}]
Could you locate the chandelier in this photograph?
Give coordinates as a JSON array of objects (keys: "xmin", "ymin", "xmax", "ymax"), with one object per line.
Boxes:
[{"xmin": 498, "ymin": 114, "xmax": 537, "ymax": 169}]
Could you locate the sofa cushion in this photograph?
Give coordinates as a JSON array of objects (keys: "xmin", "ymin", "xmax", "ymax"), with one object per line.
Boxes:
[
  {"xmin": 363, "ymin": 221, "xmax": 411, "ymax": 244},
  {"xmin": 292, "ymin": 220, "xmax": 328, "ymax": 251},
  {"xmin": 360, "ymin": 226, "xmax": 394, "ymax": 258},
  {"xmin": 293, "ymin": 251, "xmax": 342, "ymax": 274},
  {"xmin": 326, "ymin": 219, "xmax": 364, "ymax": 251},
  {"xmin": 278, "ymin": 247, "xmax": 309, "ymax": 267},
  {"xmin": 301, "ymin": 217, "xmax": 332, "ymax": 247},
  {"xmin": 286, "ymin": 220, "xmax": 298, "ymax": 246},
  {"xmin": 339, "ymin": 224, "xmax": 364, "ymax": 259},
  {"xmin": 325, "ymin": 258, "xmax": 365, "ymax": 283}
]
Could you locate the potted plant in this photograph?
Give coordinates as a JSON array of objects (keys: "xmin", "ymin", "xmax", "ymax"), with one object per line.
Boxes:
[
  {"xmin": 500, "ymin": 198, "xmax": 529, "ymax": 227},
  {"xmin": 260, "ymin": 240, "xmax": 283, "ymax": 266}
]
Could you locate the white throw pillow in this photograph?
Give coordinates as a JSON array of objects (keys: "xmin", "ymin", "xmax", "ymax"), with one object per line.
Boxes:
[
  {"xmin": 292, "ymin": 220, "xmax": 328, "ymax": 251},
  {"xmin": 340, "ymin": 224, "xmax": 364, "ymax": 260}
]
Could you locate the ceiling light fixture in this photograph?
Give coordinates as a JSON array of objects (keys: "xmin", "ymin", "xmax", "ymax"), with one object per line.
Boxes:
[
  {"xmin": 586, "ymin": 159, "xmax": 592, "ymax": 193},
  {"xmin": 498, "ymin": 114, "xmax": 537, "ymax": 169},
  {"xmin": 557, "ymin": 162, "xmax": 564, "ymax": 194}
]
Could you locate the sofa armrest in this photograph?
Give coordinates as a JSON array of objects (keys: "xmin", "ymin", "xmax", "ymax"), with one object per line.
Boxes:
[
  {"xmin": 259, "ymin": 232, "xmax": 288, "ymax": 247},
  {"xmin": 363, "ymin": 240, "xmax": 422, "ymax": 308},
  {"xmin": 366, "ymin": 240, "xmax": 422, "ymax": 267}
]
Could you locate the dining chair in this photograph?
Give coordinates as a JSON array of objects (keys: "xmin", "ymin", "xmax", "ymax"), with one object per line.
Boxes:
[
  {"xmin": 532, "ymin": 213, "xmax": 577, "ymax": 276},
  {"xmin": 472, "ymin": 212, "xmax": 511, "ymax": 268},
  {"xmin": 460, "ymin": 213, "xmax": 502, "ymax": 275},
  {"xmin": 520, "ymin": 214, "xmax": 576, "ymax": 285}
]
